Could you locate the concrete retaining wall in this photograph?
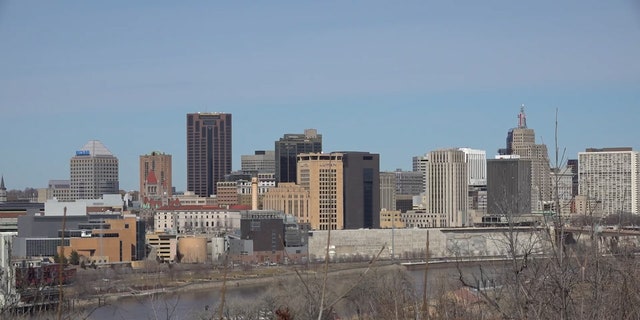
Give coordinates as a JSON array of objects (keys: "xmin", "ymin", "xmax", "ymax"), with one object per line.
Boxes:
[{"xmin": 308, "ymin": 227, "xmax": 549, "ymax": 261}]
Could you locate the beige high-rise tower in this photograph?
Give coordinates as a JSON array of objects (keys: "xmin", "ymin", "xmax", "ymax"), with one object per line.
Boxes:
[
  {"xmin": 297, "ymin": 153, "xmax": 344, "ymax": 230},
  {"xmin": 427, "ymin": 149, "xmax": 469, "ymax": 227},
  {"xmin": 70, "ymin": 140, "xmax": 119, "ymax": 200},
  {"xmin": 500, "ymin": 106, "xmax": 551, "ymax": 211}
]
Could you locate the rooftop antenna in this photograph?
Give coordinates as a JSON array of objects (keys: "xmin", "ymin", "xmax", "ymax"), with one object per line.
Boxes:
[{"xmin": 518, "ymin": 104, "xmax": 527, "ymax": 128}]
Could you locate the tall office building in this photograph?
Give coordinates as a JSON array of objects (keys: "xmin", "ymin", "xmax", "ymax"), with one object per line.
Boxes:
[
  {"xmin": 140, "ymin": 151, "xmax": 172, "ymax": 198},
  {"xmin": 487, "ymin": 156, "xmax": 532, "ymax": 216},
  {"xmin": 458, "ymin": 148, "xmax": 487, "ymax": 186},
  {"xmin": 413, "ymin": 155, "xmax": 429, "ymax": 195},
  {"xmin": 297, "ymin": 153, "xmax": 344, "ymax": 230},
  {"xmin": 241, "ymin": 150, "xmax": 275, "ymax": 174},
  {"xmin": 578, "ymin": 147, "xmax": 639, "ymax": 215},
  {"xmin": 186, "ymin": 113, "xmax": 232, "ymax": 197},
  {"xmin": 499, "ymin": 106, "xmax": 551, "ymax": 211},
  {"xmin": 380, "ymin": 172, "xmax": 397, "ymax": 211},
  {"xmin": 427, "ymin": 149, "xmax": 468, "ymax": 227},
  {"xmin": 341, "ymin": 152, "xmax": 380, "ymax": 229},
  {"xmin": 275, "ymin": 129, "xmax": 322, "ymax": 184},
  {"xmin": 70, "ymin": 140, "xmax": 119, "ymax": 200}
]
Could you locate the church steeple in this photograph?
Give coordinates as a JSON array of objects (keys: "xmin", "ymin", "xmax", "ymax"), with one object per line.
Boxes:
[{"xmin": 0, "ymin": 175, "xmax": 7, "ymax": 203}]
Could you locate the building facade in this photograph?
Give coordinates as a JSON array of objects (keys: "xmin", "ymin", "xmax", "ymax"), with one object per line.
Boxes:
[
  {"xmin": 241, "ymin": 150, "xmax": 275, "ymax": 174},
  {"xmin": 70, "ymin": 140, "xmax": 119, "ymax": 200},
  {"xmin": 297, "ymin": 153, "xmax": 344, "ymax": 230},
  {"xmin": 578, "ymin": 147, "xmax": 639, "ymax": 215},
  {"xmin": 550, "ymin": 166, "xmax": 574, "ymax": 215},
  {"xmin": 458, "ymin": 148, "xmax": 487, "ymax": 186},
  {"xmin": 59, "ymin": 217, "xmax": 143, "ymax": 264},
  {"xmin": 567, "ymin": 159, "xmax": 579, "ymax": 196},
  {"xmin": 380, "ymin": 210, "xmax": 404, "ymax": 229},
  {"xmin": 262, "ymin": 182, "xmax": 310, "ymax": 224},
  {"xmin": 186, "ymin": 113, "xmax": 232, "ymax": 197},
  {"xmin": 146, "ymin": 232, "xmax": 178, "ymax": 263},
  {"xmin": 140, "ymin": 151, "xmax": 172, "ymax": 198},
  {"xmin": 395, "ymin": 169, "xmax": 424, "ymax": 196},
  {"xmin": 216, "ymin": 181, "xmax": 239, "ymax": 208},
  {"xmin": 427, "ymin": 149, "xmax": 469, "ymax": 227},
  {"xmin": 402, "ymin": 209, "xmax": 446, "ymax": 228},
  {"xmin": 413, "ymin": 155, "xmax": 429, "ymax": 195},
  {"xmin": 154, "ymin": 205, "xmax": 242, "ymax": 235},
  {"xmin": 173, "ymin": 191, "xmax": 217, "ymax": 206},
  {"xmin": 380, "ymin": 172, "xmax": 397, "ymax": 211},
  {"xmin": 274, "ymin": 129, "xmax": 322, "ymax": 184},
  {"xmin": 37, "ymin": 180, "xmax": 72, "ymax": 203}
]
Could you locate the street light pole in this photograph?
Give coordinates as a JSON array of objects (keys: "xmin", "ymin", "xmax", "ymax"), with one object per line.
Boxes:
[{"xmin": 391, "ymin": 211, "xmax": 395, "ymax": 262}]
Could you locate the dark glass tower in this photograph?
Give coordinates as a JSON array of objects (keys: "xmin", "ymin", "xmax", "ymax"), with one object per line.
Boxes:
[
  {"xmin": 274, "ymin": 129, "xmax": 322, "ymax": 184},
  {"xmin": 487, "ymin": 158, "xmax": 532, "ymax": 215},
  {"xmin": 341, "ymin": 152, "xmax": 380, "ymax": 229},
  {"xmin": 187, "ymin": 113, "xmax": 232, "ymax": 197}
]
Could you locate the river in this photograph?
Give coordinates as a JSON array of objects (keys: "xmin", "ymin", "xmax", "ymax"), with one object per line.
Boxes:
[{"xmin": 80, "ymin": 262, "xmax": 501, "ymax": 320}]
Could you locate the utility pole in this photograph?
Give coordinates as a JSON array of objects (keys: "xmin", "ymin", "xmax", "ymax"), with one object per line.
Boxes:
[
  {"xmin": 391, "ymin": 211, "xmax": 395, "ymax": 262},
  {"xmin": 422, "ymin": 230, "xmax": 430, "ymax": 319},
  {"xmin": 57, "ymin": 206, "xmax": 67, "ymax": 320}
]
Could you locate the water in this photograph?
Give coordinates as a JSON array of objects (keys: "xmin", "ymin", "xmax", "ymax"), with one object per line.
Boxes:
[
  {"xmin": 85, "ymin": 286, "xmax": 263, "ymax": 320},
  {"xmin": 80, "ymin": 262, "xmax": 500, "ymax": 320}
]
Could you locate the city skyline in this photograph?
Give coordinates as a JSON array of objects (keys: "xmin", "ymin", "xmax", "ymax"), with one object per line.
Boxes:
[{"xmin": 1, "ymin": 2, "xmax": 639, "ymax": 191}]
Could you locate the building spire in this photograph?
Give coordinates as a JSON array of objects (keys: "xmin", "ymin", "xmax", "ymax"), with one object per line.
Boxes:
[
  {"xmin": 518, "ymin": 104, "xmax": 527, "ymax": 128},
  {"xmin": 0, "ymin": 175, "xmax": 6, "ymax": 203}
]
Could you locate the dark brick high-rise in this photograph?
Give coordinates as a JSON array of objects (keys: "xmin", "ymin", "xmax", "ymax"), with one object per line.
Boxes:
[{"xmin": 187, "ymin": 113, "xmax": 232, "ymax": 197}]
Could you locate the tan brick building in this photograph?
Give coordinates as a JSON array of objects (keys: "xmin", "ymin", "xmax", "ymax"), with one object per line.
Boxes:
[
  {"xmin": 59, "ymin": 217, "xmax": 139, "ymax": 263},
  {"xmin": 262, "ymin": 182, "xmax": 310, "ymax": 224},
  {"xmin": 297, "ymin": 153, "xmax": 344, "ymax": 230}
]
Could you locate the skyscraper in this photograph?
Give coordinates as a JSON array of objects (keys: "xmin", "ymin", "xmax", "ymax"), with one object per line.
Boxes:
[
  {"xmin": 427, "ymin": 149, "xmax": 468, "ymax": 227},
  {"xmin": 186, "ymin": 113, "xmax": 232, "ymax": 197},
  {"xmin": 70, "ymin": 140, "xmax": 119, "ymax": 200},
  {"xmin": 578, "ymin": 147, "xmax": 639, "ymax": 215},
  {"xmin": 499, "ymin": 106, "xmax": 551, "ymax": 211},
  {"xmin": 413, "ymin": 154, "xmax": 429, "ymax": 195},
  {"xmin": 487, "ymin": 156, "xmax": 532, "ymax": 216},
  {"xmin": 139, "ymin": 151, "xmax": 172, "ymax": 199},
  {"xmin": 275, "ymin": 129, "xmax": 322, "ymax": 184},
  {"xmin": 297, "ymin": 153, "xmax": 344, "ymax": 230},
  {"xmin": 341, "ymin": 152, "xmax": 380, "ymax": 229},
  {"xmin": 458, "ymin": 148, "xmax": 487, "ymax": 186}
]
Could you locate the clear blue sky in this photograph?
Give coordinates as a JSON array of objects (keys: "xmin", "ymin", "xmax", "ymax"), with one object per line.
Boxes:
[{"xmin": 1, "ymin": 1, "xmax": 639, "ymax": 191}]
